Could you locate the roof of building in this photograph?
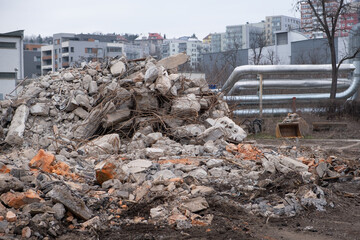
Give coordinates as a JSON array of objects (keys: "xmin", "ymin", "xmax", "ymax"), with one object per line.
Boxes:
[
  {"xmin": 203, "ymin": 34, "xmax": 212, "ymax": 41},
  {"xmin": 149, "ymin": 33, "xmax": 163, "ymax": 40},
  {"xmin": 0, "ymin": 30, "xmax": 24, "ymax": 38}
]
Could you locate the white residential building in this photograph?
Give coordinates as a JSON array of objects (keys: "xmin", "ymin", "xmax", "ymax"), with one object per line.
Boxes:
[
  {"xmin": 41, "ymin": 33, "xmax": 125, "ymax": 75},
  {"xmin": 225, "ymin": 22, "xmax": 266, "ymax": 50},
  {"xmin": 162, "ymin": 37, "xmax": 210, "ymax": 69},
  {"xmin": 0, "ymin": 30, "xmax": 24, "ymax": 99}
]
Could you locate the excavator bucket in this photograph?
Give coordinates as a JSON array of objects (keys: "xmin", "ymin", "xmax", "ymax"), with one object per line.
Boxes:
[{"xmin": 276, "ymin": 123, "xmax": 302, "ymax": 138}]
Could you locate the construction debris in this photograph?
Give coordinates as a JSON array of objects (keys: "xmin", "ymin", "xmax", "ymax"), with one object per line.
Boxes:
[{"xmin": 0, "ymin": 53, "xmax": 358, "ymax": 239}]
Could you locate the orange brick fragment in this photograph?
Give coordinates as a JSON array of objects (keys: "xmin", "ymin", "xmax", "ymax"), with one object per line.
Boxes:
[
  {"xmin": 0, "ymin": 190, "xmax": 42, "ymax": 209},
  {"xmin": 29, "ymin": 149, "xmax": 78, "ymax": 179},
  {"xmin": 95, "ymin": 162, "xmax": 116, "ymax": 185},
  {"xmin": 191, "ymin": 219, "xmax": 207, "ymax": 226},
  {"xmin": 235, "ymin": 144, "xmax": 263, "ymax": 161},
  {"xmin": 0, "ymin": 165, "xmax": 10, "ymax": 174},
  {"xmin": 29, "ymin": 149, "xmax": 55, "ymax": 172}
]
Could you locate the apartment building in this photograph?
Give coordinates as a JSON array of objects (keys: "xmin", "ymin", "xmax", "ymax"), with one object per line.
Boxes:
[
  {"xmin": 225, "ymin": 22, "xmax": 265, "ymax": 50},
  {"xmin": 24, "ymin": 43, "xmax": 43, "ymax": 78},
  {"xmin": 0, "ymin": 30, "xmax": 24, "ymax": 99},
  {"xmin": 135, "ymin": 33, "xmax": 163, "ymax": 59},
  {"xmin": 41, "ymin": 33, "xmax": 125, "ymax": 75},
  {"xmin": 301, "ymin": 0, "xmax": 359, "ymax": 38},
  {"xmin": 210, "ymin": 33, "xmax": 226, "ymax": 53},
  {"xmin": 265, "ymin": 15, "xmax": 301, "ymax": 45},
  {"xmin": 162, "ymin": 36, "xmax": 210, "ymax": 69}
]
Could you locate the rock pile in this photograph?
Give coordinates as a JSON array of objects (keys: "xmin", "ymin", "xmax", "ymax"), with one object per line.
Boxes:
[{"xmin": 0, "ymin": 53, "xmax": 355, "ymax": 239}]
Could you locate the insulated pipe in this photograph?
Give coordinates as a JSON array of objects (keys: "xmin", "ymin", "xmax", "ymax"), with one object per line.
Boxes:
[
  {"xmin": 221, "ymin": 64, "xmax": 355, "ymax": 94},
  {"xmin": 233, "ymin": 108, "xmax": 326, "ymax": 116},
  {"xmin": 228, "ymin": 79, "xmax": 351, "ymax": 95},
  {"xmin": 223, "ymin": 63, "xmax": 359, "ymax": 103}
]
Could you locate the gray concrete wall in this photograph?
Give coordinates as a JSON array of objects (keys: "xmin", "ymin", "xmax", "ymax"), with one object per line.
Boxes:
[
  {"xmin": 291, "ymin": 38, "xmax": 338, "ymax": 64},
  {"xmin": 201, "ymin": 49, "xmax": 248, "ymax": 86}
]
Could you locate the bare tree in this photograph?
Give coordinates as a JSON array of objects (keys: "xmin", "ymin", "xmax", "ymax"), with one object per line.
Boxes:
[
  {"xmin": 265, "ymin": 48, "xmax": 280, "ymax": 65},
  {"xmin": 296, "ymin": 0, "xmax": 360, "ymax": 99},
  {"xmin": 249, "ymin": 29, "xmax": 268, "ymax": 65}
]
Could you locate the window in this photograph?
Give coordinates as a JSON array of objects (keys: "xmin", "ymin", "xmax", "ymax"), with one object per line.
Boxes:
[
  {"xmin": 70, "ymin": 57, "xmax": 73, "ymax": 62},
  {"xmin": 33, "ymin": 48, "xmax": 37, "ymax": 51},
  {"xmin": 0, "ymin": 42, "xmax": 16, "ymax": 49},
  {"xmin": 34, "ymin": 56, "xmax": 41, "ymax": 62},
  {"xmin": 55, "ymin": 49, "xmax": 57, "ymax": 55},
  {"xmin": 71, "ymin": 47, "xmax": 74, "ymax": 52},
  {"xmin": 85, "ymin": 48, "xmax": 92, "ymax": 53},
  {"xmin": 0, "ymin": 72, "xmax": 16, "ymax": 79},
  {"xmin": 107, "ymin": 47, "xmax": 122, "ymax": 52},
  {"xmin": 36, "ymin": 65, "xmax": 41, "ymax": 70}
]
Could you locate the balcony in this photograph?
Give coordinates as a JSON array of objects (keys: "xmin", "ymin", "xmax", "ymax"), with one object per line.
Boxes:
[{"xmin": 42, "ymin": 55, "xmax": 52, "ymax": 60}]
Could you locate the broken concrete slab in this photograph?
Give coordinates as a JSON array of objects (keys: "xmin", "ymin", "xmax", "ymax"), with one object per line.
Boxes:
[
  {"xmin": 122, "ymin": 159, "xmax": 153, "ymax": 174},
  {"xmin": 80, "ymin": 133, "xmax": 121, "ymax": 155},
  {"xmin": 30, "ymin": 103, "xmax": 50, "ymax": 116},
  {"xmin": 102, "ymin": 108, "xmax": 131, "ymax": 128},
  {"xmin": 0, "ymin": 174, "xmax": 24, "ymax": 193},
  {"xmin": 181, "ymin": 197, "xmax": 209, "ymax": 213},
  {"xmin": 145, "ymin": 148, "xmax": 165, "ymax": 159},
  {"xmin": 171, "ymin": 94, "xmax": 201, "ymax": 117},
  {"xmin": 47, "ymin": 185, "xmax": 92, "ymax": 220},
  {"xmin": 5, "ymin": 105, "xmax": 29, "ymax": 146},
  {"xmin": 156, "ymin": 53, "xmax": 189, "ymax": 70}
]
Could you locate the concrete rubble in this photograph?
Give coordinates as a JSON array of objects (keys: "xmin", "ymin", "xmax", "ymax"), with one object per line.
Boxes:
[{"xmin": 0, "ymin": 53, "xmax": 357, "ymax": 239}]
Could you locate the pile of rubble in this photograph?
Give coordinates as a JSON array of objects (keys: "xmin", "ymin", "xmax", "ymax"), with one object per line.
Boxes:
[{"xmin": 0, "ymin": 53, "xmax": 356, "ymax": 239}]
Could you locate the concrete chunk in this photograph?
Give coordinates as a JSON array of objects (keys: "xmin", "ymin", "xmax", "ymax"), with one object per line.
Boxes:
[
  {"xmin": 80, "ymin": 133, "xmax": 121, "ymax": 155},
  {"xmin": 171, "ymin": 94, "xmax": 201, "ymax": 117},
  {"xmin": 47, "ymin": 185, "xmax": 92, "ymax": 220},
  {"xmin": 5, "ymin": 105, "xmax": 29, "ymax": 146},
  {"xmin": 181, "ymin": 197, "xmax": 209, "ymax": 213},
  {"xmin": 30, "ymin": 103, "xmax": 49, "ymax": 116},
  {"xmin": 102, "ymin": 108, "xmax": 131, "ymax": 128},
  {"xmin": 110, "ymin": 61, "xmax": 126, "ymax": 77},
  {"xmin": 156, "ymin": 53, "xmax": 189, "ymax": 70}
]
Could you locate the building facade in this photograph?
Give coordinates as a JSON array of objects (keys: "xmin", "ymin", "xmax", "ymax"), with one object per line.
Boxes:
[
  {"xmin": 301, "ymin": 0, "xmax": 359, "ymax": 38},
  {"xmin": 225, "ymin": 22, "xmax": 265, "ymax": 50},
  {"xmin": 0, "ymin": 30, "xmax": 24, "ymax": 99},
  {"xmin": 210, "ymin": 33, "xmax": 226, "ymax": 53},
  {"xmin": 265, "ymin": 15, "xmax": 301, "ymax": 45},
  {"xmin": 134, "ymin": 33, "xmax": 163, "ymax": 59},
  {"xmin": 24, "ymin": 43, "xmax": 43, "ymax": 78},
  {"xmin": 41, "ymin": 33, "xmax": 125, "ymax": 75},
  {"xmin": 162, "ymin": 36, "xmax": 210, "ymax": 70}
]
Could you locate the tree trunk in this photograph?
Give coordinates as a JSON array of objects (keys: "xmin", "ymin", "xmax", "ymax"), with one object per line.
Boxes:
[{"xmin": 329, "ymin": 39, "xmax": 338, "ymax": 100}]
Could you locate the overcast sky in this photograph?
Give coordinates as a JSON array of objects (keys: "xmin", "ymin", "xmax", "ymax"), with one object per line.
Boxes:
[{"xmin": 0, "ymin": 0, "xmax": 299, "ymax": 39}]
